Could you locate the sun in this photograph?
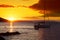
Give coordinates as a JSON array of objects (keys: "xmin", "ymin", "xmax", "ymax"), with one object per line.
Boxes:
[{"xmin": 8, "ymin": 17, "xmax": 16, "ymax": 21}]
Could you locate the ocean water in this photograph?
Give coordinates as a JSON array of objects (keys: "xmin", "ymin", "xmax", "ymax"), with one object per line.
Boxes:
[
  {"xmin": 0, "ymin": 21, "xmax": 60, "ymax": 40},
  {"xmin": 0, "ymin": 22, "xmax": 39, "ymax": 40}
]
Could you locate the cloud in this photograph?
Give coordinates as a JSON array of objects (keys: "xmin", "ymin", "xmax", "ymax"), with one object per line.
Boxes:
[
  {"xmin": 23, "ymin": 16, "xmax": 40, "ymax": 19},
  {"xmin": 29, "ymin": 0, "xmax": 60, "ymax": 10},
  {"xmin": 29, "ymin": 0, "xmax": 60, "ymax": 17},
  {"xmin": 0, "ymin": 4, "xmax": 14, "ymax": 7}
]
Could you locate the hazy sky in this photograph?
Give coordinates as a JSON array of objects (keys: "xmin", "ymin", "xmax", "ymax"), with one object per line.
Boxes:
[
  {"xmin": 0, "ymin": 0, "xmax": 39, "ymax": 6},
  {"xmin": 0, "ymin": 0, "xmax": 60, "ymax": 21},
  {"xmin": 0, "ymin": 7, "xmax": 44, "ymax": 20},
  {"xmin": 0, "ymin": 0, "xmax": 43, "ymax": 21}
]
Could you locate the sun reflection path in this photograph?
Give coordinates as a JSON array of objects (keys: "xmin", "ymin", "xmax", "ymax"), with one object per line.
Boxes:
[
  {"xmin": 9, "ymin": 21, "xmax": 13, "ymax": 32},
  {"xmin": 8, "ymin": 17, "xmax": 15, "ymax": 32}
]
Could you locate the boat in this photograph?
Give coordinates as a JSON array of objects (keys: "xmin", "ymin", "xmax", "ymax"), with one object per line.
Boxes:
[{"xmin": 34, "ymin": 21, "xmax": 50, "ymax": 30}]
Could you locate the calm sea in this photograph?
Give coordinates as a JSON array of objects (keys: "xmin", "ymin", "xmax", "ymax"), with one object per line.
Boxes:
[{"xmin": 0, "ymin": 22, "xmax": 39, "ymax": 40}]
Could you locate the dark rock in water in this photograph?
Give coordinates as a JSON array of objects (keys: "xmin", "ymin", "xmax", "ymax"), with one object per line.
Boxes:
[
  {"xmin": 0, "ymin": 36, "xmax": 5, "ymax": 40},
  {"xmin": 0, "ymin": 31, "xmax": 20, "ymax": 36}
]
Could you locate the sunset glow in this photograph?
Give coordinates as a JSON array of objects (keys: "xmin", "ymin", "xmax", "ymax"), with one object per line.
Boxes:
[
  {"xmin": 0, "ymin": 0, "xmax": 43, "ymax": 21},
  {"xmin": 8, "ymin": 17, "xmax": 16, "ymax": 21},
  {"xmin": 0, "ymin": 7, "xmax": 44, "ymax": 20}
]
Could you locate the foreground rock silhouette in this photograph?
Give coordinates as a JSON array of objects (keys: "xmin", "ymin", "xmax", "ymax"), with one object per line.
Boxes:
[
  {"xmin": 0, "ymin": 36, "xmax": 5, "ymax": 40},
  {"xmin": 0, "ymin": 31, "xmax": 20, "ymax": 40},
  {"xmin": 0, "ymin": 31, "xmax": 20, "ymax": 36}
]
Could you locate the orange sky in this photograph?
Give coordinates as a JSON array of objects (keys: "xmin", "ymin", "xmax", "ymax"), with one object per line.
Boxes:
[
  {"xmin": 0, "ymin": 0, "xmax": 39, "ymax": 6},
  {"xmin": 0, "ymin": 0, "xmax": 44, "ymax": 21},
  {"xmin": 0, "ymin": 0, "xmax": 60, "ymax": 21},
  {"xmin": 0, "ymin": 7, "xmax": 44, "ymax": 21}
]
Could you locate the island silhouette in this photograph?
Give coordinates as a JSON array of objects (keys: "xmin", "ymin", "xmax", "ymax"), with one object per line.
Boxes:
[{"xmin": 0, "ymin": 17, "xmax": 8, "ymax": 22}]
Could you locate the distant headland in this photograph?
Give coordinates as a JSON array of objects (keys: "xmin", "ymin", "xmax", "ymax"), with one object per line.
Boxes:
[{"xmin": 0, "ymin": 17, "xmax": 8, "ymax": 22}]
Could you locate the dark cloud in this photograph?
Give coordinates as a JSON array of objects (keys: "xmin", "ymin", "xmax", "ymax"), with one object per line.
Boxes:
[
  {"xmin": 29, "ymin": 0, "xmax": 60, "ymax": 17},
  {"xmin": 0, "ymin": 4, "xmax": 14, "ymax": 7},
  {"xmin": 30, "ymin": 0, "xmax": 60, "ymax": 11}
]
